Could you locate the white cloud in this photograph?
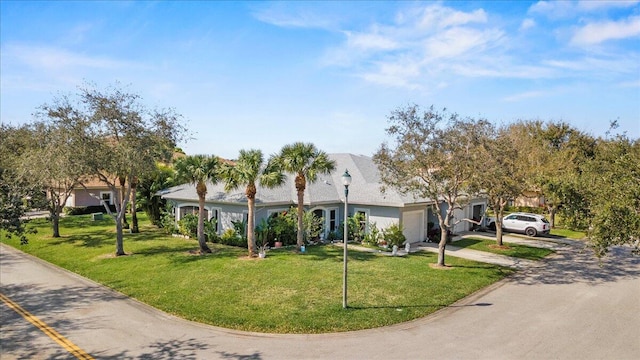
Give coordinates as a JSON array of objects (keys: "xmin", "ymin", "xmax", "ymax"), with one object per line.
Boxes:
[
  {"xmin": 502, "ymin": 90, "xmax": 550, "ymax": 102},
  {"xmin": 571, "ymin": 15, "xmax": 640, "ymax": 46},
  {"xmin": 3, "ymin": 43, "xmax": 133, "ymax": 70},
  {"xmin": 408, "ymin": 4, "xmax": 487, "ymax": 30},
  {"xmin": 520, "ymin": 18, "xmax": 536, "ymax": 31},
  {"xmin": 528, "ymin": 1, "xmax": 575, "ymax": 19},
  {"xmin": 345, "ymin": 31, "xmax": 398, "ymax": 51},
  {"xmin": 424, "ymin": 27, "xmax": 504, "ymax": 59},
  {"xmin": 577, "ymin": 0, "xmax": 640, "ymax": 11},
  {"xmin": 251, "ymin": 3, "xmax": 339, "ymax": 30}
]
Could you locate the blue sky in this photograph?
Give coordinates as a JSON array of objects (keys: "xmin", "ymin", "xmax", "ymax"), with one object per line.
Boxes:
[{"xmin": 1, "ymin": 1, "xmax": 639, "ymax": 159}]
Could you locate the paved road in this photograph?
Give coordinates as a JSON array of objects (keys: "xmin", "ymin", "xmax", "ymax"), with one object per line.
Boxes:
[{"xmin": 1, "ymin": 242, "xmax": 639, "ymax": 360}]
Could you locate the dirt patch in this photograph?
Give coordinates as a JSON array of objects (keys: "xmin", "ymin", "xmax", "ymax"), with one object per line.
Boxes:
[
  {"xmin": 185, "ymin": 249, "xmax": 215, "ymax": 256},
  {"xmin": 238, "ymin": 255, "xmax": 261, "ymax": 260},
  {"xmin": 488, "ymin": 244, "xmax": 512, "ymax": 250},
  {"xmin": 429, "ymin": 263, "xmax": 454, "ymax": 270}
]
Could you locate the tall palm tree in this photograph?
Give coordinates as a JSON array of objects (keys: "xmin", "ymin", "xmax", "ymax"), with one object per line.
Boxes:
[
  {"xmin": 223, "ymin": 149, "xmax": 285, "ymax": 257},
  {"xmin": 174, "ymin": 155, "xmax": 222, "ymax": 254},
  {"xmin": 270, "ymin": 142, "xmax": 336, "ymax": 251}
]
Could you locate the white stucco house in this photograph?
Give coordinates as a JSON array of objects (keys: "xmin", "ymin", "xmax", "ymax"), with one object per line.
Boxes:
[{"xmin": 160, "ymin": 153, "xmax": 487, "ymax": 243}]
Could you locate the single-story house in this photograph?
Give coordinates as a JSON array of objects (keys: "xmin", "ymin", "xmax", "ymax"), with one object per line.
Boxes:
[
  {"xmin": 56, "ymin": 177, "xmax": 115, "ymax": 208},
  {"xmin": 160, "ymin": 153, "xmax": 487, "ymax": 243}
]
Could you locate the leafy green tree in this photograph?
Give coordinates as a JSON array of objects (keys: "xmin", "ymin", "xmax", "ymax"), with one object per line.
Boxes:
[
  {"xmin": 222, "ymin": 149, "xmax": 285, "ymax": 257},
  {"xmin": 471, "ymin": 124, "xmax": 528, "ymax": 246},
  {"xmin": 509, "ymin": 120, "xmax": 595, "ymax": 228},
  {"xmin": 174, "ymin": 155, "xmax": 222, "ymax": 254},
  {"xmin": 269, "ymin": 142, "xmax": 336, "ymax": 251},
  {"xmin": 137, "ymin": 162, "xmax": 176, "ymax": 226},
  {"xmin": 583, "ymin": 135, "xmax": 640, "ymax": 257},
  {"xmin": 0, "ymin": 124, "xmax": 39, "ymax": 244},
  {"xmin": 19, "ymin": 98, "xmax": 93, "ymax": 238},
  {"xmin": 79, "ymin": 83, "xmax": 186, "ymax": 256},
  {"xmin": 374, "ymin": 105, "xmax": 488, "ymax": 267}
]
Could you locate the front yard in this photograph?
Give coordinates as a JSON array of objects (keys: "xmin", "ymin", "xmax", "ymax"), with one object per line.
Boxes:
[{"xmin": 2, "ymin": 214, "xmax": 516, "ymax": 334}]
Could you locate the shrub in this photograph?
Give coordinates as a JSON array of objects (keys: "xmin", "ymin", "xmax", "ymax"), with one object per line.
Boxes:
[
  {"xmin": 63, "ymin": 205, "xmax": 116, "ymax": 216},
  {"xmin": 363, "ymin": 222, "xmax": 381, "ymax": 245},
  {"xmin": 204, "ymin": 218, "xmax": 218, "ymax": 242},
  {"xmin": 217, "ymin": 228, "xmax": 245, "ymax": 247},
  {"xmin": 178, "ymin": 214, "xmax": 198, "ymax": 238},
  {"xmin": 159, "ymin": 202, "xmax": 178, "ymax": 234},
  {"xmin": 383, "ymin": 223, "xmax": 406, "ymax": 248}
]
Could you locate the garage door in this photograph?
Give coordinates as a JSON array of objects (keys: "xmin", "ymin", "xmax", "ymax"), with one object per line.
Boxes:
[{"xmin": 402, "ymin": 210, "xmax": 424, "ymax": 243}]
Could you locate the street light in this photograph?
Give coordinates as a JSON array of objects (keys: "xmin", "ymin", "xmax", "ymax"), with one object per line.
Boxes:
[{"xmin": 342, "ymin": 169, "xmax": 352, "ymax": 309}]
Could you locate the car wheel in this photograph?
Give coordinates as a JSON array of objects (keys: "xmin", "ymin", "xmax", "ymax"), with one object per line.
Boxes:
[
  {"xmin": 525, "ymin": 227, "xmax": 537, "ymax": 237},
  {"xmin": 488, "ymin": 222, "xmax": 496, "ymax": 231}
]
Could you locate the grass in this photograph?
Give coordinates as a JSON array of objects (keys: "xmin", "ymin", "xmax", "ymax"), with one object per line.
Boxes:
[
  {"xmin": 2, "ymin": 214, "xmax": 513, "ymax": 334},
  {"xmin": 453, "ymin": 238, "xmax": 554, "ymax": 261},
  {"xmin": 550, "ymin": 227, "xmax": 586, "ymax": 239}
]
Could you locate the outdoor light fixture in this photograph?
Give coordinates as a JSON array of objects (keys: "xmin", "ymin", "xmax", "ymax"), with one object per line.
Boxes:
[{"xmin": 342, "ymin": 169, "xmax": 351, "ymax": 309}]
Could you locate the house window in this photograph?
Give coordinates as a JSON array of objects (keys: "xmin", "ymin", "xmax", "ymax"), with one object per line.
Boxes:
[
  {"xmin": 100, "ymin": 191, "xmax": 112, "ymax": 205},
  {"xmin": 329, "ymin": 209, "xmax": 337, "ymax": 231},
  {"xmin": 209, "ymin": 208, "xmax": 221, "ymax": 234},
  {"xmin": 354, "ymin": 208, "xmax": 370, "ymax": 233},
  {"xmin": 179, "ymin": 206, "xmax": 199, "ymax": 220}
]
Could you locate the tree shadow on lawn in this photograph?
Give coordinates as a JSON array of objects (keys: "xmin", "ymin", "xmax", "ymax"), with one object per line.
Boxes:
[
  {"xmin": 294, "ymin": 244, "xmax": 392, "ymax": 262},
  {"xmin": 508, "ymin": 245, "xmax": 640, "ymax": 286}
]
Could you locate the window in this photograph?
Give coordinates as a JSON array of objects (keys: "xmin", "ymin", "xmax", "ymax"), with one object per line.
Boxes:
[
  {"xmin": 209, "ymin": 208, "xmax": 221, "ymax": 234},
  {"xmin": 179, "ymin": 206, "xmax": 199, "ymax": 220},
  {"xmin": 100, "ymin": 192, "xmax": 112, "ymax": 205},
  {"xmin": 354, "ymin": 208, "xmax": 370, "ymax": 233},
  {"xmin": 329, "ymin": 209, "xmax": 337, "ymax": 231}
]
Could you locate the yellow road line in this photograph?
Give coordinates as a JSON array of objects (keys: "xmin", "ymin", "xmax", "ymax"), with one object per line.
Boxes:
[{"xmin": 0, "ymin": 292, "xmax": 94, "ymax": 360}]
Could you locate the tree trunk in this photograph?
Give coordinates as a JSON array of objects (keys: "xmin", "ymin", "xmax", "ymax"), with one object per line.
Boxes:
[
  {"xmin": 130, "ymin": 181, "xmax": 139, "ymax": 233},
  {"xmin": 52, "ymin": 212, "xmax": 60, "ymax": 238},
  {"xmin": 296, "ymin": 189, "xmax": 305, "ymax": 251},
  {"xmin": 120, "ymin": 177, "xmax": 129, "ymax": 229},
  {"xmin": 548, "ymin": 206, "xmax": 556, "ymax": 228},
  {"xmin": 437, "ymin": 227, "xmax": 447, "ymax": 266},
  {"xmin": 115, "ymin": 214, "xmax": 125, "ymax": 256},
  {"xmin": 198, "ymin": 194, "xmax": 212, "ymax": 254},
  {"xmin": 496, "ymin": 221, "xmax": 504, "ymax": 246},
  {"xmin": 247, "ymin": 196, "xmax": 256, "ymax": 257},
  {"xmin": 495, "ymin": 205, "xmax": 505, "ymax": 247}
]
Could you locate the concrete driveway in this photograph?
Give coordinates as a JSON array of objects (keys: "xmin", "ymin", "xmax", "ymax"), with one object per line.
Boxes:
[{"xmin": 1, "ymin": 241, "xmax": 639, "ymax": 359}]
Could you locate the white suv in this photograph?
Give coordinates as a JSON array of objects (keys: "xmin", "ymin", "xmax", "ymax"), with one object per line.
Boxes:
[{"xmin": 501, "ymin": 212, "xmax": 550, "ymax": 237}]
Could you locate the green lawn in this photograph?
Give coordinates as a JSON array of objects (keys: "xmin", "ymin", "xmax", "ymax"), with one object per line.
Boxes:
[
  {"xmin": 550, "ymin": 227, "xmax": 586, "ymax": 239},
  {"xmin": 2, "ymin": 214, "xmax": 513, "ymax": 334},
  {"xmin": 453, "ymin": 238, "xmax": 554, "ymax": 261}
]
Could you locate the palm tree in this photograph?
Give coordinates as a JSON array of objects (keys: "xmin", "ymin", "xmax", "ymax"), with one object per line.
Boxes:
[
  {"xmin": 270, "ymin": 142, "xmax": 336, "ymax": 251},
  {"xmin": 223, "ymin": 149, "xmax": 285, "ymax": 257},
  {"xmin": 174, "ymin": 155, "xmax": 222, "ymax": 254}
]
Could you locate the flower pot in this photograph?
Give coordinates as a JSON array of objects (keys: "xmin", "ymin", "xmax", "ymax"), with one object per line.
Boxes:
[
  {"xmin": 258, "ymin": 251, "xmax": 266, "ymax": 258},
  {"xmin": 275, "ymin": 241, "xmax": 282, "ymax": 248}
]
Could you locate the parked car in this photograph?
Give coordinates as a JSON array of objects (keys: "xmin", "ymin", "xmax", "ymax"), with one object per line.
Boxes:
[{"xmin": 486, "ymin": 212, "xmax": 550, "ymax": 237}]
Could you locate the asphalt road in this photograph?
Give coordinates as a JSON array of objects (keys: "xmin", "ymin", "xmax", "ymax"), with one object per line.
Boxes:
[{"xmin": 1, "ymin": 242, "xmax": 639, "ymax": 360}]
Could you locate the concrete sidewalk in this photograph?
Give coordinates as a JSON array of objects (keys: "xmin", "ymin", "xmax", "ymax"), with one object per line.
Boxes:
[{"xmin": 337, "ymin": 231, "xmax": 572, "ymax": 269}]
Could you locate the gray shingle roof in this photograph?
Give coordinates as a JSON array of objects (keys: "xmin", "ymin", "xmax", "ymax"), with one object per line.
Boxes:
[{"xmin": 160, "ymin": 153, "xmax": 432, "ymax": 207}]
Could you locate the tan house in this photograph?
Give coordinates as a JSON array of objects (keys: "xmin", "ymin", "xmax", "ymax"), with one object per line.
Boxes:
[{"xmin": 514, "ymin": 190, "xmax": 546, "ymax": 208}]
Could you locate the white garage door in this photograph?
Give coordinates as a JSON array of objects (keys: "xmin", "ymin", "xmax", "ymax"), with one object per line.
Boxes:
[{"xmin": 402, "ymin": 210, "xmax": 424, "ymax": 243}]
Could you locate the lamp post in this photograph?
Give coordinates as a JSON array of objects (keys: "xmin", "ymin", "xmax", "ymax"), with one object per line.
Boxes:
[{"xmin": 342, "ymin": 169, "xmax": 352, "ymax": 309}]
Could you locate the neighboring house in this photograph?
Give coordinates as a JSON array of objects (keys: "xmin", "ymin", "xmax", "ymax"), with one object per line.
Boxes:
[
  {"xmin": 514, "ymin": 190, "xmax": 546, "ymax": 208},
  {"xmin": 160, "ymin": 154, "xmax": 487, "ymax": 244},
  {"xmin": 61, "ymin": 177, "xmax": 115, "ymax": 208}
]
